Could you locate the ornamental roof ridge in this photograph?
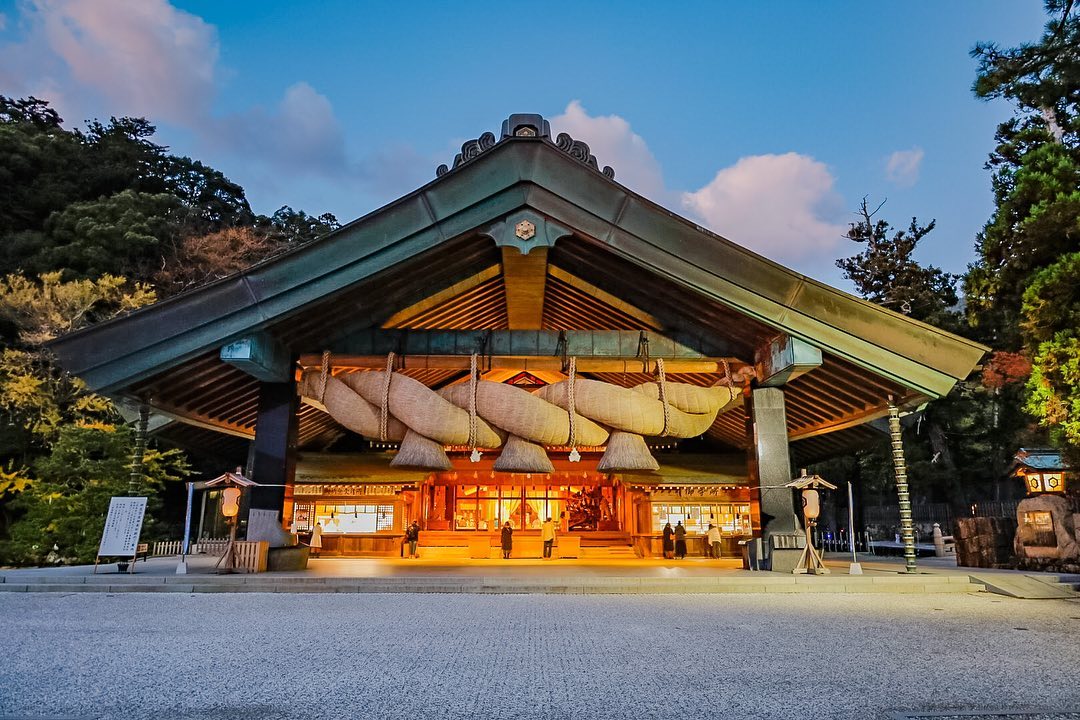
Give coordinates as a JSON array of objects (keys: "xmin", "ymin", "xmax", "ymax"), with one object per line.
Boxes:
[{"xmin": 435, "ymin": 113, "xmax": 615, "ymax": 181}]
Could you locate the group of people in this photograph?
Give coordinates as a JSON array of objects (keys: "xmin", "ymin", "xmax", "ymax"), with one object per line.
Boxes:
[
  {"xmin": 662, "ymin": 521, "xmax": 724, "ymax": 559},
  {"xmin": 312, "ymin": 518, "xmax": 724, "ymax": 561},
  {"xmin": 500, "ymin": 516, "xmax": 557, "ymax": 559},
  {"xmin": 407, "ymin": 517, "xmax": 559, "ymax": 560}
]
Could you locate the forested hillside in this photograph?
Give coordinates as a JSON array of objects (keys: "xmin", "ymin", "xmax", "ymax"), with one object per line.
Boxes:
[{"xmin": 0, "ymin": 96, "xmax": 338, "ymax": 564}]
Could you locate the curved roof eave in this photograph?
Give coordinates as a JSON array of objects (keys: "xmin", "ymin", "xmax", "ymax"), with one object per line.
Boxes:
[{"xmin": 48, "ymin": 135, "xmax": 987, "ymax": 399}]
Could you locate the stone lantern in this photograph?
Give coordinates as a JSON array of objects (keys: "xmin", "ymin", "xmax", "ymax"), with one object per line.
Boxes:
[{"xmin": 1012, "ymin": 449, "xmax": 1078, "ymax": 572}]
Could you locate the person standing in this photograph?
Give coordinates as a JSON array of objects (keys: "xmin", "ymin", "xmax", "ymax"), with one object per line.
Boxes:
[
  {"xmin": 405, "ymin": 520, "xmax": 420, "ymax": 559},
  {"xmin": 707, "ymin": 523, "xmax": 722, "ymax": 559},
  {"xmin": 662, "ymin": 521, "xmax": 674, "ymax": 559},
  {"xmin": 501, "ymin": 521, "xmax": 514, "ymax": 559},
  {"xmin": 309, "ymin": 521, "xmax": 323, "ymax": 559},
  {"xmin": 674, "ymin": 520, "xmax": 687, "ymax": 559},
  {"xmin": 541, "ymin": 516, "xmax": 556, "ymax": 559}
]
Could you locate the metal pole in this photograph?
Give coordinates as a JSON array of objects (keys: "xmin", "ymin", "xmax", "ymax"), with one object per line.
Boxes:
[
  {"xmin": 197, "ymin": 490, "xmax": 208, "ymax": 546},
  {"xmin": 888, "ymin": 399, "xmax": 917, "ymax": 573},
  {"xmin": 847, "ymin": 482, "xmax": 858, "ymax": 563},
  {"xmin": 177, "ymin": 481, "xmax": 193, "ymax": 575}
]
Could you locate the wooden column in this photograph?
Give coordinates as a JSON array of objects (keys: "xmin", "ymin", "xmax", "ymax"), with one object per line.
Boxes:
[{"xmin": 248, "ymin": 380, "xmax": 298, "ymax": 515}]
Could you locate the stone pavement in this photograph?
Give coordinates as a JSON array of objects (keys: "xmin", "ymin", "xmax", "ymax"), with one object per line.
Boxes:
[
  {"xmin": 0, "ymin": 553, "xmax": 990, "ymax": 594},
  {"xmin": 2, "ymin": 590, "xmax": 1079, "ymax": 720}
]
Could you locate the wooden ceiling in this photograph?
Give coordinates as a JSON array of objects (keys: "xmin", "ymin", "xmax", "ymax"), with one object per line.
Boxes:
[{"xmin": 131, "ymin": 233, "xmax": 914, "ymax": 460}]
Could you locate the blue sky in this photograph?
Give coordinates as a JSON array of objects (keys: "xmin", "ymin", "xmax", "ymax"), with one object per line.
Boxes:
[{"xmin": 0, "ymin": 0, "xmax": 1050, "ymax": 288}]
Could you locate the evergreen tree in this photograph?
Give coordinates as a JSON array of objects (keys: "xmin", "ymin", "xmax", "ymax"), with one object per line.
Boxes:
[
  {"xmin": 836, "ymin": 198, "xmax": 959, "ymax": 328},
  {"xmin": 1020, "ymin": 251, "xmax": 1080, "ymax": 461},
  {"xmin": 833, "ymin": 200, "xmax": 1017, "ymax": 512},
  {"xmin": 964, "ymin": 1, "xmax": 1080, "ymax": 348}
]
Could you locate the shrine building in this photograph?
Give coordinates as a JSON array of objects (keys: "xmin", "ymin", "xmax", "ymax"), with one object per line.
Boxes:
[{"xmin": 49, "ymin": 114, "xmax": 986, "ymax": 561}]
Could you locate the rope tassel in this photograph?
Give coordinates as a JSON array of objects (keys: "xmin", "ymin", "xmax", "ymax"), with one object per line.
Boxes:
[{"xmin": 567, "ymin": 356, "xmax": 580, "ymax": 462}]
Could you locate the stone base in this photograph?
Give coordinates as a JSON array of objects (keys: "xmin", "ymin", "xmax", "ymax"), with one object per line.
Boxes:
[
  {"xmin": 266, "ymin": 545, "xmax": 309, "ymax": 572},
  {"xmin": 1015, "ymin": 495, "xmax": 1079, "ymax": 567},
  {"xmin": 769, "ymin": 548, "xmax": 804, "ymax": 573}
]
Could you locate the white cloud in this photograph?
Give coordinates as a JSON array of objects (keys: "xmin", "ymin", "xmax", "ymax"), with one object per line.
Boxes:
[
  {"xmin": 549, "ymin": 103, "xmax": 850, "ymax": 268},
  {"xmin": 681, "ymin": 153, "xmax": 848, "ymax": 262},
  {"xmin": 210, "ymin": 82, "xmax": 348, "ymax": 177},
  {"xmin": 32, "ymin": 0, "xmax": 218, "ymax": 124},
  {"xmin": 550, "ymin": 100, "xmax": 666, "ymax": 199},
  {"xmin": 885, "ymin": 147, "xmax": 924, "ymax": 187},
  {"xmin": 0, "ymin": 12, "xmax": 7, "ymax": 31},
  {"xmin": 0, "ymin": 0, "xmax": 428, "ymax": 204}
]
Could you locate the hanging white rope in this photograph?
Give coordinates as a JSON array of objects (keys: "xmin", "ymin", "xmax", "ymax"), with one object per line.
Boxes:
[
  {"xmin": 567, "ymin": 356, "xmax": 580, "ymax": 462},
  {"xmin": 656, "ymin": 357, "xmax": 671, "ymax": 437},
  {"xmin": 318, "ymin": 350, "xmax": 331, "ymax": 404},
  {"xmin": 469, "ymin": 352, "xmax": 481, "ymax": 462},
  {"xmin": 379, "ymin": 352, "xmax": 395, "ymax": 442}
]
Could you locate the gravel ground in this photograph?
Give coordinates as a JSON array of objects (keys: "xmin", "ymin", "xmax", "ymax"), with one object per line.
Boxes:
[{"xmin": 1, "ymin": 592, "xmax": 1078, "ymax": 720}]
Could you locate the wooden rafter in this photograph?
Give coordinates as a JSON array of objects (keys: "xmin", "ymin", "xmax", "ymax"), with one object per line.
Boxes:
[{"xmin": 501, "ymin": 247, "xmax": 548, "ymax": 329}]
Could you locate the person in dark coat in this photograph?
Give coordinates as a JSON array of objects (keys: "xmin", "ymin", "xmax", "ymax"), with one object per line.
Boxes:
[
  {"xmin": 405, "ymin": 521, "xmax": 420, "ymax": 559},
  {"xmin": 674, "ymin": 521, "xmax": 688, "ymax": 559},
  {"xmin": 662, "ymin": 522, "xmax": 675, "ymax": 559},
  {"xmin": 500, "ymin": 521, "xmax": 514, "ymax": 559}
]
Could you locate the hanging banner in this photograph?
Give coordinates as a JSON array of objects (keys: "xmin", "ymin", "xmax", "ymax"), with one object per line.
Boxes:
[{"xmin": 97, "ymin": 496, "xmax": 148, "ymax": 558}]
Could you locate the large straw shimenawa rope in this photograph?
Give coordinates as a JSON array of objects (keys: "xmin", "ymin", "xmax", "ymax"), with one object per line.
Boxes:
[{"xmin": 299, "ymin": 354, "xmax": 740, "ymax": 472}]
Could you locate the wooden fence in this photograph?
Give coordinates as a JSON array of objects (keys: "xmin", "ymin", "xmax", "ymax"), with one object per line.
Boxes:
[
  {"xmin": 862, "ymin": 500, "xmax": 1018, "ymax": 527},
  {"xmin": 151, "ymin": 538, "xmax": 267, "ymax": 572},
  {"xmin": 233, "ymin": 541, "xmax": 269, "ymax": 573},
  {"xmin": 151, "ymin": 538, "xmax": 229, "ymax": 557}
]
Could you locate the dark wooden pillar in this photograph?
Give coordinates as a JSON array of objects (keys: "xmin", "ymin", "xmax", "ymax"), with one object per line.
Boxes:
[
  {"xmin": 249, "ymin": 380, "xmax": 298, "ymax": 514},
  {"xmin": 746, "ymin": 387, "xmax": 800, "ymax": 559}
]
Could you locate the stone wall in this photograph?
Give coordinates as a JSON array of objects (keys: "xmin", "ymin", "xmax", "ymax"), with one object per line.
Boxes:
[{"xmin": 953, "ymin": 517, "xmax": 1017, "ymax": 569}]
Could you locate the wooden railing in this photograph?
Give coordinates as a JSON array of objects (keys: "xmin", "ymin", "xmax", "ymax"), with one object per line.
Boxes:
[{"xmin": 151, "ymin": 538, "xmax": 229, "ymax": 557}]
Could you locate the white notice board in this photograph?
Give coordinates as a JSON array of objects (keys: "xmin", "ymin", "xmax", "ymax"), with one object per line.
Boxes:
[{"xmin": 97, "ymin": 496, "xmax": 148, "ymax": 557}]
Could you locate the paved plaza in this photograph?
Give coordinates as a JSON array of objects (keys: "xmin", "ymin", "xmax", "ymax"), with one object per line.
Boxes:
[{"xmin": 2, "ymin": 590, "xmax": 1079, "ymax": 720}]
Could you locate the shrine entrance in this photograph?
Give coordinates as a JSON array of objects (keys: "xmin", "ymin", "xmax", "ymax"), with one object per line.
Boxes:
[{"xmin": 426, "ymin": 468, "xmax": 622, "ymax": 533}]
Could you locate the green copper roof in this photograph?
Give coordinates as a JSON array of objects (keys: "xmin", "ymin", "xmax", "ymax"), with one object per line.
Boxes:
[{"xmin": 49, "ymin": 118, "xmax": 987, "ymax": 400}]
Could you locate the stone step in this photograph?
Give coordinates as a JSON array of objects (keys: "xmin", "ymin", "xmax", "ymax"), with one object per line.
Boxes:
[
  {"xmin": 967, "ymin": 572, "xmax": 1080, "ymax": 599},
  {"xmin": 0, "ymin": 574, "xmax": 982, "ymax": 595}
]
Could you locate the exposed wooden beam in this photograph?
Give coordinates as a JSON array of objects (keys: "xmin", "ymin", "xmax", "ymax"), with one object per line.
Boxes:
[
  {"xmin": 381, "ymin": 265, "xmax": 501, "ymax": 328},
  {"xmin": 787, "ymin": 404, "xmax": 892, "ymax": 441},
  {"xmin": 501, "ymin": 246, "xmax": 547, "ymax": 329},
  {"xmin": 547, "ymin": 265, "xmax": 661, "ymax": 330},
  {"xmin": 297, "ymin": 354, "xmax": 744, "ymax": 375},
  {"xmin": 140, "ymin": 400, "xmax": 255, "ymax": 439},
  {"xmin": 325, "ymin": 328, "xmax": 737, "ymax": 359}
]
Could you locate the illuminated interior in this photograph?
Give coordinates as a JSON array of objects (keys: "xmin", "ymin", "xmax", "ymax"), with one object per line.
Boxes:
[{"xmin": 651, "ymin": 503, "xmax": 752, "ymax": 534}]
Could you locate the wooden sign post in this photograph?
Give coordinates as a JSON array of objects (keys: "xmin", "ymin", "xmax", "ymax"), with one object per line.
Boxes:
[{"xmin": 94, "ymin": 496, "xmax": 148, "ymax": 574}]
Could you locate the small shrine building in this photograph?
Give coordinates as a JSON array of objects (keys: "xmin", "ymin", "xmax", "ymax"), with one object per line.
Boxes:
[{"xmin": 49, "ymin": 114, "xmax": 986, "ymax": 560}]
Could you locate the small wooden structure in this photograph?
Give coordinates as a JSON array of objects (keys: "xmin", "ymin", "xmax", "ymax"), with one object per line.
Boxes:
[
  {"xmin": 786, "ymin": 470, "xmax": 837, "ymax": 575},
  {"xmin": 205, "ymin": 470, "xmax": 260, "ymax": 573}
]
